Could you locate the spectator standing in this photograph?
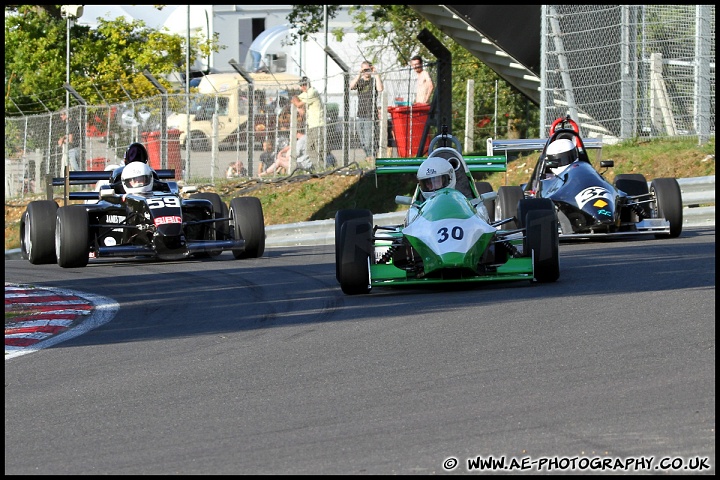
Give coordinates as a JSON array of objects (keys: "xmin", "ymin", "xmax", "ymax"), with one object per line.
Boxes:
[
  {"xmin": 291, "ymin": 77, "xmax": 325, "ymax": 171},
  {"xmin": 410, "ymin": 55, "xmax": 434, "ymax": 105},
  {"xmin": 386, "ymin": 111, "xmax": 397, "ymax": 157},
  {"xmin": 57, "ymin": 110, "xmax": 82, "ymax": 170},
  {"xmin": 350, "ymin": 61, "xmax": 384, "ymax": 162}
]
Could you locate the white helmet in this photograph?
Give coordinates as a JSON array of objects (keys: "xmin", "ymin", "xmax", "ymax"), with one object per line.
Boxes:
[
  {"xmin": 121, "ymin": 161, "xmax": 154, "ymax": 194},
  {"xmin": 417, "ymin": 156, "xmax": 456, "ymax": 200},
  {"xmin": 545, "ymin": 138, "xmax": 578, "ymax": 175}
]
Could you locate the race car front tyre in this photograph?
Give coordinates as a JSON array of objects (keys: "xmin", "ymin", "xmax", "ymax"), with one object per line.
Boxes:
[
  {"xmin": 524, "ymin": 209, "xmax": 559, "ymax": 283},
  {"xmin": 191, "ymin": 192, "xmax": 228, "ymax": 257},
  {"xmin": 56, "ymin": 205, "xmax": 90, "ymax": 268},
  {"xmin": 516, "ymin": 198, "xmax": 556, "ymax": 229},
  {"xmin": 650, "ymin": 178, "xmax": 683, "ymax": 238},
  {"xmin": 22, "ymin": 200, "xmax": 59, "ymax": 264},
  {"xmin": 615, "ymin": 173, "xmax": 650, "ymax": 221},
  {"xmin": 335, "ymin": 209, "xmax": 373, "ymax": 282},
  {"xmin": 338, "ymin": 217, "xmax": 372, "ymax": 295},
  {"xmin": 230, "ymin": 197, "xmax": 265, "ymax": 259}
]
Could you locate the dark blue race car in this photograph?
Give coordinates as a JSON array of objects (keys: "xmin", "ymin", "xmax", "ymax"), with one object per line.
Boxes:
[{"xmin": 494, "ymin": 116, "xmax": 683, "ymax": 239}]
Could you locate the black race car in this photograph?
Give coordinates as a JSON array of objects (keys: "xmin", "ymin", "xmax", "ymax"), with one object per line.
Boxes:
[
  {"xmin": 21, "ymin": 169, "xmax": 265, "ymax": 268},
  {"xmin": 495, "ymin": 116, "xmax": 683, "ymax": 239}
]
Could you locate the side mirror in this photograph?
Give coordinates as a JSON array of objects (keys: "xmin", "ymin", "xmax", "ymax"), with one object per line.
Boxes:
[
  {"xmin": 479, "ymin": 191, "xmax": 497, "ymax": 202},
  {"xmin": 600, "ymin": 160, "xmax": 614, "ymax": 168},
  {"xmin": 395, "ymin": 195, "xmax": 412, "ymax": 206},
  {"xmin": 99, "ymin": 185, "xmax": 114, "ymax": 197}
]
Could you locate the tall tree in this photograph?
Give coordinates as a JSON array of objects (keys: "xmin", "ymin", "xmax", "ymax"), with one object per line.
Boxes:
[{"xmin": 4, "ymin": 5, "xmax": 218, "ymax": 115}]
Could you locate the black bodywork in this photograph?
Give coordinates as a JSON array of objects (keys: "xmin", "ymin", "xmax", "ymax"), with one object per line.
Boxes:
[{"xmin": 21, "ymin": 169, "xmax": 265, "ymax": 267}]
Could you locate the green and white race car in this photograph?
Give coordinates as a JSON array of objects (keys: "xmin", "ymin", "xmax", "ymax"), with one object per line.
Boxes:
[{"xmin": 334, "ymin": 129, "xmax": 560, "ymax": 295}]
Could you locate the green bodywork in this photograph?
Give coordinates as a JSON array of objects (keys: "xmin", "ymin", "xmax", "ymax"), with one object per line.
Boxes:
[{"xmin": 368, "ymin": 155, "xmax": 533, "ymax": 287}]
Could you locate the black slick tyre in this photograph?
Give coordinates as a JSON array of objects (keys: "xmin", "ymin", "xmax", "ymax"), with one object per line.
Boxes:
[
  {"xmin": 56, "ymin": 205, "xmax": 90, "ymax": 268},
  {"xmin": 338, "ymin": 216, "xmax": 372, "ymax": 295},
  {"xmin": 650, "ymin": 178, "xmax": 683, "ymax": 238},
  {"xmin": 230, "ymin": 197, "xmax": 265, "ymax": 259},
  {"xmin": 21, "ymin": 200, "xmax": 59, "ymax": 264}
]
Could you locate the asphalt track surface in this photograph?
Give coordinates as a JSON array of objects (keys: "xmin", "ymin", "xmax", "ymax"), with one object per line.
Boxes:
[{"xmin": 4, "ymin": 227, "xmax": 715, "ymax": 475}]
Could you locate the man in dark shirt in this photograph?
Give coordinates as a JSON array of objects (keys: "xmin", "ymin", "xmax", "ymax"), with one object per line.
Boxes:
[
  {"xmin": 350, "ymin": 61, "xmax": 384, "ymax": 162},
  {"xmin": 57, "ymin": 110, "xmax": 82, "ymax": 170}
]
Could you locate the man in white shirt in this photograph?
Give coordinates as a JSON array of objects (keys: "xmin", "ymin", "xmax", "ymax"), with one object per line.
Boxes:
[{"xmin": 291, "ymin": 77, "xmax": 326, "ymax": 171}]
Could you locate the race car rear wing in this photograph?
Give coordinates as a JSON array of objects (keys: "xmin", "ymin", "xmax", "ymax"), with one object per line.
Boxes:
[
  {"xmin": 486, "ymin": 137, "xmax": 603, "ymax": 156},
  {"xmin": 375, "ymin": 155, "xmax": 507, "ymax": 175},
  {"xmin": 48, "ymin": 167, "xmax": 177, "ymax": 204}
]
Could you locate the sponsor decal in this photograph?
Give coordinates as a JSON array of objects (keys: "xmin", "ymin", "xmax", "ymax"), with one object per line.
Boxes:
[
  {"xmin": 154, "ymin": 216, "xmax": 182, "ymax": 226},
  {"xmin": 575, "ymin": 186, "xmax": 612, "ymax": 209}
]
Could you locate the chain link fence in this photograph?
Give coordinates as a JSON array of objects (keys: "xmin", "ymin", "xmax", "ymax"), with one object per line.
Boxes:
[
  {"xmin": 541, "ymin": 5, "xmax": 715, "ymax": 142},
  {"xmin": 5, "ymin": 63, "xmax": 448, "ymax": 199},
  {"xmin": 6, "ymin": 5, "xmax": 715, "ymax": 199}
]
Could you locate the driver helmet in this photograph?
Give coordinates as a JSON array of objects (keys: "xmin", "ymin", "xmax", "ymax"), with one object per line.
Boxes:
[
  {"xmin": 121, "ymin": 161, "xmax": 154, "ymax": 194},
  {"xmin": 417, "ymin": 156, "xmax": 456, "ymax": 200},
  {"xmin": 545, "ymin": 138, "xmax": 578, "ymax": 176},
  {"xmin": 124, "ymin": 142, "xmax": 149, "ymax": 165}
]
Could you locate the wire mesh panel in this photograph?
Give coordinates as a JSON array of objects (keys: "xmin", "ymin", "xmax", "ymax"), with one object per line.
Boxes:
[
  {"xmin": 542, "ymin": 5, "xmax": 715, "ymax": 141},
  {"xmin": 4, "ymin": 5, "xmax": 715, "ymax": 200}
]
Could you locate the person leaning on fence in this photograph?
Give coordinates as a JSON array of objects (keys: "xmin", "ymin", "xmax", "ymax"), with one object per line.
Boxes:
[
  {"xmin": 410, "ymin": 55, "xmax": 434, "ymax": 105},
  {"xmin": 350, "ymin": 60, "xmax": 384, "ymax": 162},
  {"xmin": 291, "ymin": 77, "xmax": 325, "ymax": 171}
]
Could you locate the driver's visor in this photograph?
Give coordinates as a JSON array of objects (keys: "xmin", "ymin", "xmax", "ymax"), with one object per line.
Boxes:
[{"xmin": 419, "ymin": 174, "xmax": 450, "ymax": 192}]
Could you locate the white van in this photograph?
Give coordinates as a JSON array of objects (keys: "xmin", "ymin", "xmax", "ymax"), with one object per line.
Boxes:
[{"xmin": 168, "ymin": 72, "xmax": 302, "ymax": 151}]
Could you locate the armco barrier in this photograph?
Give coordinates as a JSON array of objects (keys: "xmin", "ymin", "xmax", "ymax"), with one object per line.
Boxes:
[
  {"xmin": 4, "ymin": 177, "xmax": 715, "ymax": 257},
  {"xmin": 264, "ymin": 176, "xmax": 715, "ymax": 247}
]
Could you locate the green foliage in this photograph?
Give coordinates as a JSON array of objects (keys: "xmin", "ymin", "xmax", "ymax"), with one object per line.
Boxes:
[{"xmin": 4, "ymin": 5, "xmax": 218, "ymax": 115}]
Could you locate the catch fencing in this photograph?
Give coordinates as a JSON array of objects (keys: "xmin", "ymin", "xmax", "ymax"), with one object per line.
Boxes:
[
  {"xmin": 542, "ymin": 5, "xmax": 715, "ymax": 143},
  {"xmin": 4, "ymin": 62, "xmax": 449, "ymax": 199}
]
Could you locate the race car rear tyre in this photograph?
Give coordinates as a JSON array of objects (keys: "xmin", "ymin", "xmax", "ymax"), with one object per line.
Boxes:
[
  {"xmin": 335, "ymin": 209, "xmax": 373, "ymax": 282},
  {"xmin": 495, "ymin": 186, "xmax": 524, "ymax": 230},
  {"xmin": 230, "ymin": 197, "xmax": 265, "ymax": 259},
  {"xmin": 56, "ymin": 205, "xmax": 90, "ymax": 268},
  {"xmin": 614, "ymin": 174, "xmax": 650, "ymax": 221},
  {"xmin": 475, "ymin": 181, "xmax": 495, "ymax": 222},
  {"xmin": 524, "ymin": 209, "xmax": 559, "ymax": 283},
  {"xmin": 191, "ymin": 192, "xmax": 229, "ymax": 256},
  {"xmin": 650, "ymin": 178, "xmax": 683, "ymax": 238},
  {"xmin": 21, "ymin": 200, "xmax": 59, "ymax": 264},
  {"xmin": 338, "ymin": 216, "xmax": 372, "ymax": 295}
]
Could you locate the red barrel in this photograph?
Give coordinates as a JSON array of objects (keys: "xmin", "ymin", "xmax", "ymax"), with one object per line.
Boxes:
[{"xmin": 388, "ymin": 104, "xmax": 430, "ymax": 157}]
